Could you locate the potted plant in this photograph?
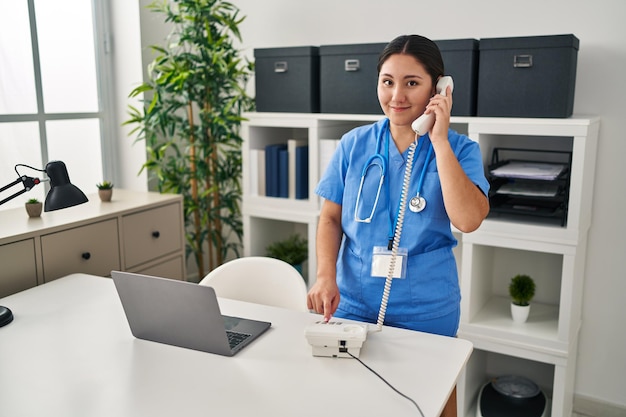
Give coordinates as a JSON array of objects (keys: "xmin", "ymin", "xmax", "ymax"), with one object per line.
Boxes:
[
  {"xmin": 266, "ymin": 234, "xmax": 308, "ymax": 276},
  {"xmin": 125, "ymin": 0, "xmax": 254, "ymax": 278},
  {"xmin": 509, "ymin": 274, "xmax": 536, "ymax": 323},
  {"xmin": 25, "ymin": 198, "xmax": 43, "ymax": 218},
  {"xmin": 96, "ymin": 181, "xmax": 114, "ymax": 202}
]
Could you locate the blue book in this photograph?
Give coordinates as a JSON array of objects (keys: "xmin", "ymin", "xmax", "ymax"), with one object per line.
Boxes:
[
  {"xmin": 295, "ymin": 146, "xmax": 309, "ymax": 199},
  {"xmin": 277, "ymin": 147, "xmax": 289, "ymax": 198},
  {"xmin": 265, "ymin": 144, "xmax": 286, "ymax": 197}
]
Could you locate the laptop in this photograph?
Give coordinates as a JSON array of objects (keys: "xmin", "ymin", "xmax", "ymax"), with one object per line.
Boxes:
[{"xmin": 111, "ymin": 271, "xmax": 271, "ymax": 356}]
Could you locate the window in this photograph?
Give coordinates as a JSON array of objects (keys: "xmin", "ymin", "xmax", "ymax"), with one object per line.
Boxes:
[{"xmin": 0, "ymin": 0, "xmax": 113, "ymax": 209}]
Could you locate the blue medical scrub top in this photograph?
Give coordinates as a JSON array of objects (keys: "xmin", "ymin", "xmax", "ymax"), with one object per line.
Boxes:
[{"xmin": 315, "ymin": 118, "xmax": 489, "ymax": 323}]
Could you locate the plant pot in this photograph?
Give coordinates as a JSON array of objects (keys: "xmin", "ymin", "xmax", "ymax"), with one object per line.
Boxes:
[
  {"xmin": 25, "ymin": 202, "xmax": 43, "ymax": 218},
  {"xmin": 511, "ymin": 303, "xmax": 530, "ymax": 323},
  {"xmin": 98, "ymin": 188, "xmax": 113, "ymax": 202}
]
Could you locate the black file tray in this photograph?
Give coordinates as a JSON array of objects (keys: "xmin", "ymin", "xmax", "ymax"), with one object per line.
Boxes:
[{"xmin": 486, "ymin": 148, "xmax": 572, "ymax": 226}]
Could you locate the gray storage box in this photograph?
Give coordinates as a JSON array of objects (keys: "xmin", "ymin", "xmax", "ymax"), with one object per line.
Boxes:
[
  {"xmin": 435, "ymin": 39, "xmax": 479, "ymax": 116},
  {"xmin": 477, "ymin": 34, "xmax": 579, "ymax": 118},
  {"xmin": 320, "ymin": 43, "xmax": 387, "ymax": 115},
  {"xmin": 254, "ymin": 46, "xmax": 319, "ymax": 113}
]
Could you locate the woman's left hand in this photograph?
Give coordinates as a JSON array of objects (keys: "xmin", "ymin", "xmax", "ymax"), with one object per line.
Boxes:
[{"xmin": 426, "ymin": 85, "xmax": 453, "ymax": 143}]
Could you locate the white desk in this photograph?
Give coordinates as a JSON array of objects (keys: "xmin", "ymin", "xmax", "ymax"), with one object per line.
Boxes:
[{"xmin": 0, "ymin": 274, "xmax": 472, "ymax": 417}]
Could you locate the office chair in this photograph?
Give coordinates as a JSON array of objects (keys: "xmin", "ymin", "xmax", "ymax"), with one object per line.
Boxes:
[{"xmin": 198, "ymin": 256, "xmax": 309, "ymax": 312}]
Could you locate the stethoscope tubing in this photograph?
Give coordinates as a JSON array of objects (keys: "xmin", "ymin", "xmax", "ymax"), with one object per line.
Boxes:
[{"xmin": 354, "ymin": 119, "xmax": 432, "ymax": 223}]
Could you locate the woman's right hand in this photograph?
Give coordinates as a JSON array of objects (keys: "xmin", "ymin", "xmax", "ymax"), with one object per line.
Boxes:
[{"xmin": 307, "ymin": 277, "xmax": 340, "ymax": 322}]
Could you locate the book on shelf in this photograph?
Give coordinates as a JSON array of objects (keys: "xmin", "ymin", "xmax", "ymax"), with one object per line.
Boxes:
[
  {"xmin": 288, "ymin": 139, "xmax": 307, "ymax": 199},
  {"xmin": 265, "ymin": 143, "xmax": 287, "ymax": 197},
  {"xmin": 249, "ymin": 149, "xmax": 265, "ymax": 196},
  {"xmin": 262, "ymin": 141, "xmax": 309, "ymax": 200},
  {"xmin": 319, "ymin": 139, "xmax": 340, "ymax": 178},
  {"xmin": 278, "ymin": 147, "xmax": 289, "ymax": 198},
  {"xmin": 295, "ymin": 145, "xmax": 309, "ymax": 199}
]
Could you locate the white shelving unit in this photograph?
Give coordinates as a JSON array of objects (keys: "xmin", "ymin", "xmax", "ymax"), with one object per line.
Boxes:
[
  {"xmin": 241, "ymin": 112, "xmax": 599, "ymax": 417},
  {"xmin": 458, "ymin": 116, "xmax": 600, "ymax": 417},
  {"xmin": 241, "ymin": 112, "xmax": 381, "ymax": 284}
]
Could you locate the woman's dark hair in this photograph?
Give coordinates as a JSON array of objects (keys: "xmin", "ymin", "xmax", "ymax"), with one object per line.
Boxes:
[{"xmin": 377, "ymin": 35, "xmax": 444, "ymax": 87}]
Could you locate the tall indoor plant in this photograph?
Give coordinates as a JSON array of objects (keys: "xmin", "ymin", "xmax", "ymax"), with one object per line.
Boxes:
[{"xmin": 125, "ymin": 0, "xmax": 254, "ymax": 278}]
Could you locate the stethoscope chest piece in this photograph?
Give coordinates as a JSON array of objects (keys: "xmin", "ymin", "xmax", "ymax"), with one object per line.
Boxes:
[{"xmin": 409, "ymin": 195, "xmax": 427, "ymax": 213}]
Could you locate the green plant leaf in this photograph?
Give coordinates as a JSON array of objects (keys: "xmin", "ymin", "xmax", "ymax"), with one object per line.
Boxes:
[
  {"xmin": 124, "ymin": 0, "xmax": 253, "ymax": 277},
  {"xmin": 266, "ymin": 234, "xmax": 308, "ymax": 266},
  {"xmin": 509, "ymin": 274, "xmax": 536, "ymax": 306}
]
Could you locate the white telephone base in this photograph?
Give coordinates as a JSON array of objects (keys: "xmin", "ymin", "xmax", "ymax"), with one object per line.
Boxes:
[{"xmin": 305, "ymin": 320, "xmax": 368, "ymax": 358}]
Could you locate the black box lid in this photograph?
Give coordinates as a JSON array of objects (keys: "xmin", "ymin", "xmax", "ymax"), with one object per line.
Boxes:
[
  {"xmin": 319, "ymin": 43, "xmax": 387, "ymax": 56},
  {"xmin": 254, "ymin": 46, "xmax": 319, "ymax": 58},
  {"xmin": 435, "ymin": 38, "xmax": 479, "ymax": 51},
  {"xmin": 479, "ymin": 34, "xmax": 579, "ymax": 51}
]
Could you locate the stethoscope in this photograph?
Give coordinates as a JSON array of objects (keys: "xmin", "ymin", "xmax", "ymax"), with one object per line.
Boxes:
[{"xmin": 354, "ymin": 120, "xmax": 432, "ymax": 223}]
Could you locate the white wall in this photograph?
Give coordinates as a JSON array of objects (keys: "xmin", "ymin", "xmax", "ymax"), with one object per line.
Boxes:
[
  {"xmin": 109, "ymin": 0, "xmax": 147, "ymax": 191},
  {"xmin": 128, "ymin": 0, "xmax": 626, "ymax": 408}
]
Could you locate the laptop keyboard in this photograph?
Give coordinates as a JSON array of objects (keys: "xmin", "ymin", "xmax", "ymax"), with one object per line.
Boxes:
[{"xmin": 226, "ymin": 330, "xmax": 251, "ymax": 349}]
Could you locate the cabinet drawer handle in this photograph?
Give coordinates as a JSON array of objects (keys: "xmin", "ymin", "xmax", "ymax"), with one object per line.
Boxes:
[
  {"xmin": 81, "ymin": 252, "xmax": 91, "ymax": 260},
  {"xmin": 152, "ymin": 231, "xmax": 160, "ymax": 238}
]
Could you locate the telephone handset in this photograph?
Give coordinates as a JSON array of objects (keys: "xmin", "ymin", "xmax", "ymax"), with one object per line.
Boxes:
[{"xmin": 411, "ymin": 76, "xmax": 454, "ymax": 136}]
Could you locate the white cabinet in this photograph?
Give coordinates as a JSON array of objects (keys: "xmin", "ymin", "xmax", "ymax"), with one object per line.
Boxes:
[
  {"xmin": 242, "ymin": 112, "xmax": 599, "ymax": 417},
  {"xmin": 0, "ymin": 189, "xmax": 186, "ymax": 297},
  {"xmin": 458, "ymin": 116, "xmax": 599, "ymax": 417}
]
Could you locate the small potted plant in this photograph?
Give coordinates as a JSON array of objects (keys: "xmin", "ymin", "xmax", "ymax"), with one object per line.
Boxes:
[
  {"xmin": 25, "ymin": 198, "xmax": 43, "ymax": 218},
  {"xmin": 96, "ymin": 181, "xmax": 114, "ymax": 202},
  {"xmin": 509, "ymin": 274, "xmax": 536, "ymax": 323},
  {"xmin": 266, "ymin": 234, "xmax": 308, "ymax": 276}
]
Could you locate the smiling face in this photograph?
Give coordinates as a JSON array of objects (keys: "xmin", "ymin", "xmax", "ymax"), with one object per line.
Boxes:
[{"xmin": 377, "ymin": 53, "xmax": 435, "ymax": 134}]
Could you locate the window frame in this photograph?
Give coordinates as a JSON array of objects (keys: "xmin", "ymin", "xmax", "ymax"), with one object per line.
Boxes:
[{"xmin": 0, "ymin": 0, "xmax": 116, "ymax": 188}]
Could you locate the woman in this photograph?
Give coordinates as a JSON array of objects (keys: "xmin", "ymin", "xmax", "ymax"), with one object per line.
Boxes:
[{"xmin": 307, "ymin": 35, "xmax": 490, "ymax": 416}]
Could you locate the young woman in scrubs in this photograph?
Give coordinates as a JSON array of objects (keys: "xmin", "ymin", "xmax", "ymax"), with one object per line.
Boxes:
[{"xmin": 306, "ymin": 35, "xmax": 490, "ymax": 417}]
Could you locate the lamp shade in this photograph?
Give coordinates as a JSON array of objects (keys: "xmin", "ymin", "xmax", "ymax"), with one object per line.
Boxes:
[{"xmin": 43, "ymin": 161, "xmax": 88, "ymax": 211}]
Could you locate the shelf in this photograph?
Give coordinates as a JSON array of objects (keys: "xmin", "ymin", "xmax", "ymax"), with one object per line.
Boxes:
[
  {"xmin": 245, "ymin": 111, "xmax": 383, "ymax": 123},
  {"xmin": 467, "ymin": 115, "xmax": 600, "ymax": 136},
  {"xmin": 460, "ymin": 296, "xmax": 565, "ymax": 357},
  {"xmin": 464, "ymin": 223, "xmax": 581, "ymax": 251},
  {"xmin": 243, "ymin": 195, "xmax": 319, "ymax": 215},
  {"xmin": 243, "ymin": 195, "xmax": 320, "ymax": 217}
]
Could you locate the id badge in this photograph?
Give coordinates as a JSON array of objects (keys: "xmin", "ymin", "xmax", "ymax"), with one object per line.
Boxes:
[{"xmin": 371, "ymin": 246, "xmax": 408, "ymax": 279}]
